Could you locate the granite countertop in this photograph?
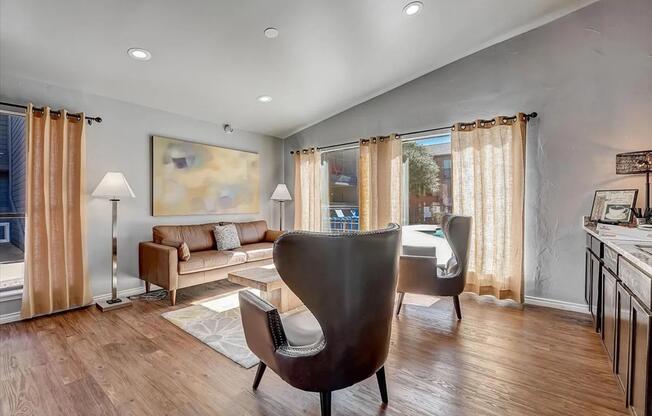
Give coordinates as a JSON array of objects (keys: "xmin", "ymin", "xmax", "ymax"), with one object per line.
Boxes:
[{"xmin": 583, "ymin": 222, "xmax": 652, "ymax": 276}]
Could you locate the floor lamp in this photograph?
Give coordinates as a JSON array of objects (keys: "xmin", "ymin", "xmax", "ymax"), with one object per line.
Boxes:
[
  {"xmin": 271, "ymin": 184, "xmax": 292, "ymax": 230},
  {"xmin": 92, "ymin": 172, "xmax": 136, "ymax": 311}
]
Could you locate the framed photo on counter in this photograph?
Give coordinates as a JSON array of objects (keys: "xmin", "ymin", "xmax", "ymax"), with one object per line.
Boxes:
[{"xmin": 590, "ymin": 189, "xmax": 638, "ymax": 224}]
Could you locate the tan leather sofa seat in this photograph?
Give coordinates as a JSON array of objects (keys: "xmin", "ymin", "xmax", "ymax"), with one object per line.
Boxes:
[
  {"xmin": 178, "ymin": 250, "xmax": 247, "ymax": 275},
  {"xmin": 233, "ymin": 242, "xmax": 274, "ymax": 262}
]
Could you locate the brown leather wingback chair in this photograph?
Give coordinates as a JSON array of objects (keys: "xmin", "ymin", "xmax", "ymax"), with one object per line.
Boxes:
[
  {"xmin": 396, "ymin": 215, "xmax": 471, "ymax": 319},
  {"xmin": 238, "ymin": 224, "xmax": 401, "ymax": 416}
]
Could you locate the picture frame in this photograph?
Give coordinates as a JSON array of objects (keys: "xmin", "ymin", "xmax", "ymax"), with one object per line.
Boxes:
[
  {"xmin": 151, "ymin": 135, "xmax": 260, "ymax": 216},
  {"xmin": 590, "ymin": 189, "xmax": 638, "ymax": 224}
]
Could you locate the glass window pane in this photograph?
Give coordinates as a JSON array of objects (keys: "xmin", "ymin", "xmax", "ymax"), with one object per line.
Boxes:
[
  {"xmin": 321, "ymin": 147, "xmax": 359, "ymax": 231},
  {"xmin": 403, "ymin": 134, "xmax": 452, "ymax": 226},
  {"xmin": 0, "ymin": 113, "xmax": 26, "ymax": 293}
]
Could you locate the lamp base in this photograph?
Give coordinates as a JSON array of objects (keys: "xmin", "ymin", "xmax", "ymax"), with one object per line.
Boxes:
[{"xmin": 96, "ymin": 296, "xmax": 132, "ymax": 312}]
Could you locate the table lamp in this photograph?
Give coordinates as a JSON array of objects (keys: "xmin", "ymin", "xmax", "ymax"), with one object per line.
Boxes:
[
  {"xmin": 92, "ymin": 172, "xmax": 136, "ymax": 311},
  {"xmin": 270, "ymin": 184, "xmax": 292, "ymax": 230},
  {"xmin": 616, "ymin": 150, "xmax": 652, "ymax": 220}
]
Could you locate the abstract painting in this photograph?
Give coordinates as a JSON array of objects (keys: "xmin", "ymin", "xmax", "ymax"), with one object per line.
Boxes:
[{"xmin": 152, "ymin": 136, "xmax": 259, "ymax": 216}]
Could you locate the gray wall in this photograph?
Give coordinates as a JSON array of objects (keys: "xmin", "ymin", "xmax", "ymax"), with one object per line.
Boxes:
[
  {"xmin": 0, "ymin": 75, "xmax": 283, "ymax": 317},
  {"xmin": 284, "ymin": 0, "xmax": 652, "ymax": 305}
]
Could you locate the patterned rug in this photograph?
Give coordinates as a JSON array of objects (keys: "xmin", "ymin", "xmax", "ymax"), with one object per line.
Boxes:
[
  {"xmin": 162, "ymin": 289, "xmax": 439, "ymax": 369},
  {"xmin": 162, "ymin": 295, "xmax": 259, "ymax": 369}
]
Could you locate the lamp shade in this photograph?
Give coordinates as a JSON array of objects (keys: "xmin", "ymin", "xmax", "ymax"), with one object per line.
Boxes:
[
  {"xmin": 92, "ymin": 172, "xmax": 136, "ymax": 199},
  {"xmin": 616, "ymin": 150, "xmax": 652, "ymax": 174},
  {"xmin": 270, "ymin": 184, "xmax": 292, "ymax": 201}
]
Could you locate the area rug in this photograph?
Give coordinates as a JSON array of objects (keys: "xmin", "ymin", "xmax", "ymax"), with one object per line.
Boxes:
[
  {"xmin": 162, "ymin": 290, "xmax": 439, "ymax": 369},
  {"xmin": 162, "ymin": 299, "xmax": 259, "ymax": 369}
]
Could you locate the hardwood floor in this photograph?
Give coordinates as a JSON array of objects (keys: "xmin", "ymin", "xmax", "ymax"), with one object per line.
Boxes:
[{"xmin": 0, "ymin": 282, "xmax": 629, "ymax": 416}]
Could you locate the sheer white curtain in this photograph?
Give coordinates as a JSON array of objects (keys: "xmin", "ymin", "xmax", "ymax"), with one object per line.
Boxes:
[
  {"xmin": 358, "ymin": 135, "xmax": 402, "ymax": 231},
  {"xmin": 293, "ymin": 149, "xmax": 322, "ymax": 231},
  {"xmin": 451, "ymin": 114, "xmax": 526, "ymax": 302}
]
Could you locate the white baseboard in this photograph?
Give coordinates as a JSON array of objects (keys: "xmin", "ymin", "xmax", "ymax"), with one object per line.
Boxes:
[
  {"xmin": 0, "ymin": 285, "xmax": 148, "ymax": 325},
  {"xmin": 525, "ymin": 296, "xmax": 589, "ymax": 314},
  {"xmin": 0, "ymin": 311, "xmax": 22, "ymax": 324}
]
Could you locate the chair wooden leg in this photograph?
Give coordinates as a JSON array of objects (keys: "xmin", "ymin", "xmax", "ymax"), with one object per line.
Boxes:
[
  {"xmin": 320, "ymin": 391, "xmax": 331, "ymax": 416},
  {"xmin": 170, "ymin": 289, "xmax": 177, "ymax": 306},
  {"xmin": 252, "ymin": 362, "xmax": 266, "ymax": 390},
  {"xmin": 376, "ymin": 366, "xmax": 388, "ymax": 404},
  {"xmin": 145, "ymin": 281, "xmax": 151, "ymax": 293},
  {"xmin": 453, "ymin": 295, "xmax": 462, "ymax": 320},
  {"xmin": 396, "ymin": 292, "xmax": 405, "ymax": 316}
]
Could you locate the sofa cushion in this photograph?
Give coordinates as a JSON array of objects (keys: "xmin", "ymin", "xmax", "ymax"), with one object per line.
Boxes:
[
  {"xmin": 153, "ymin": 223, "xmax": 218, "ymax": 252},
  {"xmin": 178, "ymin": 250, "xmax": 246, "ymax": 275},
  {"xmin": 264, "ymin": 229, "xmax": 285, "ymax": 242},
  {"xmin": 160, "ymin": 239, "xmax": 191, "ymax": 261},
  {"xmin": 232, "ymin": 242, "xmax": 274, "ymax": 262},
  {"xmin": 228, "ymin": 220, "xmax": 268, "ymax": 245},
  {"xmin": 213, "ymin": 224, "xmax": 241, "ymax": 250}
]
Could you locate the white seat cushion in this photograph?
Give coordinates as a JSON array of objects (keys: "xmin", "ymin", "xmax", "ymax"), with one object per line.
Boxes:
[{"xmin": 281, "ymin": 309, "xmax": 324, "ymax": 347}]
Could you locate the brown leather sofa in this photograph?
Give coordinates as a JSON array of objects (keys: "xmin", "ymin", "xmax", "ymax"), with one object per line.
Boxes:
[{"xmin": 139, "ymin": 220, "xmax": 283, "ymax": 305}]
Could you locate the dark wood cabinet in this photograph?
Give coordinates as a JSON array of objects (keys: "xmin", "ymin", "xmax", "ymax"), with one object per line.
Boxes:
[
  {"xmin": 591, "ymin": 252, "xmax": 602, "ymax": 332},
  {"xmin": 585, "ymin": 248, "xmax": 592, "ymax": 306},
  {"xmin": 602, "ymin": 268, "xmax": 618, "ymax": 362},
  {"xmin": 615, "ymin": 282, "xmax": 631, "ymax": 395},
  {"xmin": 628, "ymin": 296, "xmax": 651, "ymax": 416},
  {"xmin": 583, "ymin": 230, "xmax": 652, "ymax": 415}
]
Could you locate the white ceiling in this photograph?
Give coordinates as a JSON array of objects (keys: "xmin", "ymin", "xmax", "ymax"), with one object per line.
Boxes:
[{"xmin": 0, "ymin": 0, "xmax": 595, "ymax": 138}]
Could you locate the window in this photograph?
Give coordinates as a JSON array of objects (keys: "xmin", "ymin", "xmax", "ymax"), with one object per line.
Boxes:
[
  {"xmin": 321, "ymin": 147, "xmax": 359, "ymax": 231},
  {"xmin": 318, "ymin": 133, "xmax": 452, "ymax": 233},
  {"xmin": 0, "ymin": 113, "xmax": 26, "ymax": 297},
  {"xmin": 402, "ymin": 133, "xmax": 452, "ymax": 226}
]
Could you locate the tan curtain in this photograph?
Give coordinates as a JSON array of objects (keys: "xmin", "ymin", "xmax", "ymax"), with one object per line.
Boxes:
[
  {"xmin": 451, "ymin": 114, "xmax": 526, "ymax": 303},
  {"xmin": 358, "ymin": 134, "xmax": 403, "ymax": 231},
  {"xmin": 21, "ymin": 105, "xmax": 92, "ymax": 318},
  {"xmin": 293, "ymin": 149, "xmax": 322, "ymax": 231}
]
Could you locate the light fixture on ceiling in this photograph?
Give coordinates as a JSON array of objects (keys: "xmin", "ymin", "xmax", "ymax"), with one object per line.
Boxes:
[
  {"xmin": 223, "ymin": 123, "xmax": 234, "ymax": 134},
  {"xmin": 403, "ymin": 1, "xmax": 423, "ymax": 16},
  {"xmin": 257, "ymin": 95, "xmax": 273, "ymax": 103},
  {"xmin": 127, "ymin": 48, "xmax": 152, "ymax": 61},
  {"xmin": 264, "ymin": 27, "xmax": 279, "ymax": 38}
]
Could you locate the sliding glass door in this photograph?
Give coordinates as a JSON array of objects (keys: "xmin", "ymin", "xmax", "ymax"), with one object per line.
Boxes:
[
  {"xmin": 0, "ymin": 113, "xmax": 26, "ymax": 296},
  {"xmin": 318, "ymin": 133, "xmax": 451, "ymax": 235},
  {"xmin": 321, "ymin": 147, "xmax": 360, "ymax": 231},
  {"xmin": 401, "ymin": 133, "xmax": 452, "ymax": 259},
  {"xmin": 403, "ymin": 133, "xmax": 452, "ymax": 226}
]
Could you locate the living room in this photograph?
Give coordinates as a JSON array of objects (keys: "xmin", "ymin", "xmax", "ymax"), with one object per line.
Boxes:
[{"xmin": 1, "ymin": 0, "xmax": 652, "ymax": 415}]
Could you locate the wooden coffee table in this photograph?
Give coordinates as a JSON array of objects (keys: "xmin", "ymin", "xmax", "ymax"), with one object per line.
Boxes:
[{"xmin": 228, "ymin": 265, "xmax": 303, "ymax": 313}]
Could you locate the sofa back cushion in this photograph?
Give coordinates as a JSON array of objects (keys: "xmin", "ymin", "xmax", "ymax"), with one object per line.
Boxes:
[
  {"xmin": 232, "ymin": 220, "xmax": 268, "ymax": 245},
  {"xmin": 153, "ymin": 223, "xmax": 217, "ymax": 252},
  {"xmin": 152, "ymin": 220, "xmax": 269, "ymax": 252}
]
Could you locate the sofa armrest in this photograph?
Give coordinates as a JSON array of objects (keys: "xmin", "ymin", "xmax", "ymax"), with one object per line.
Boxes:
[
  {"xmin": 139, "ymin": 242, "xmax": 179, "ymax": 290},
  {"xmin": 264, "ymin": 229, "xmax": 285, "ymax": 242}
]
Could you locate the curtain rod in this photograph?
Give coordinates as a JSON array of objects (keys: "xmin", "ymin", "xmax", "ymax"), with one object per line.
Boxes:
[
  {"xmin": 0, "ymin": 101, "xmax": 103, "ymax": 125},
  {"xmin": 289, "ymin": 112, "xmax": 538, "ymax": 154}
]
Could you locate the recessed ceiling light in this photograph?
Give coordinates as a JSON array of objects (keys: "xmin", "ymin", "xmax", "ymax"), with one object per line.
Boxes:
[
  {"xmin": 403, "ymin": 1, "xmax": 423, "ymax": 16},
  {"xmin": 264, "ymin": 27, "xmax": 279, "ymax": 38},
  {"xmin": 127, "ymin": 48, "xmax": 151, "ymax": 61},
  {"xmin": 257, "ymin": 95, "xmax": 272, "ymax": 103}
]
